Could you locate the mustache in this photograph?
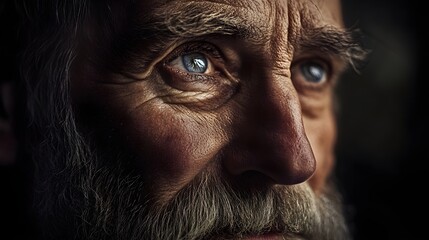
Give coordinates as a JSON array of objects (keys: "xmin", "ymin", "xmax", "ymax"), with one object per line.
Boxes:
[
  {"xmin": 39, "ymin": 134, "xmax": 349, "ymax": 240},
  {"xmin": 138, "ymin": 170, "xmax": 349, "ymax": 240},
  {"xmin": 35, "ymin": 144, "xmax": 349, "ymax": 240}
]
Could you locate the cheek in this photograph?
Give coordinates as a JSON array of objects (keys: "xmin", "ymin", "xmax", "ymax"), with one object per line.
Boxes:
[
  {"xmin": 121, "ymin": 104, "xmax": 226, "ymax": 190},
  {"xmin": 303, "ymin": 111, "xmax": 336, "ymax": 193},
  {"xmin": 74, "ymin": 69, "xmax": 232, "ymax": 199}
]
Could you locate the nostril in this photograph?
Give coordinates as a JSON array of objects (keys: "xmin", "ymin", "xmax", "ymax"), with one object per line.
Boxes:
[
  {"xmin": 222, "ymin": 132, "xmax": 317, "ymax": 187},
  {"xmin": 222, "ymin": 149, "xmax": 316, "ymax": 187}
]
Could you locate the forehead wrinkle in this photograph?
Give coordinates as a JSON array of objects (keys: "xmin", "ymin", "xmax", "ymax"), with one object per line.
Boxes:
[
  {"xmin": 268, "ymin": 1, "xmax": 323, "ymax": 68},
  {"xmin": 287, "ymin": 0, "xmax": 346, "ymax": 51},
  {"xmin": 289, "ymin": 1, "xmax": 323, "ymax": 46},
  {"xmin": 268, "ymin": 1, "xmax": 301, "ymax": 70},
  {"xmin": 269, "ymin": 0, "xmax": 351, "ymax": 71}
]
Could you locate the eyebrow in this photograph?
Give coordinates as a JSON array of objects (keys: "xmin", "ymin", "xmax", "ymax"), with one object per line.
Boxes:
[
  {"xmin": 132, "ymin": 1, "xmax": 366, "ymax": 68},
  {"xmin": 296, "ymin": 27, "xmax": 367, "ymax": 69},
  {"xmin": 134, "ymin": 1, "xmax": 264, "ymax": 40}
]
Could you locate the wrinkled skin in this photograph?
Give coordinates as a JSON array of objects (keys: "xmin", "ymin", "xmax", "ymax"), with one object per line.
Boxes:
[
  {"xmin": 28, "ymin": 0, "xmax": 355, "ymax": 239},
  {"xmin": 75, "ymin": 0, "xmax": 344, "ymax": 200}
]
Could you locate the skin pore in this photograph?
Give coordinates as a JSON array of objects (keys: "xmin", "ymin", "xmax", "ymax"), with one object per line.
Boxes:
[{"xmin": 23, "ymin": 0, "xmax": 362, "ymax": 239}]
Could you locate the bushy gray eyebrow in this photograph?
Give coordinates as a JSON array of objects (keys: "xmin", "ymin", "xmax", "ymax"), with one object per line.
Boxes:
[
  {"xmin": 134, "ymin": 2, "xmax": 250, "ymax": 39},
  {"xmin": 297, "ymin": 27, "xmax": 367, "ymax": 70},
  {"xmin": 129, "ymin": 1, "xmax": 366, "ymax": 70}
]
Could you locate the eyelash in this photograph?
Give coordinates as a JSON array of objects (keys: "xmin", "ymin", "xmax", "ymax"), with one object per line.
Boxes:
[
  {"xmin": 158, "ymin": 41, "xmax": 233, "ymax": 93},
  {"xmin": 161, "ymin": 42, "xmax": 336, "ymax": 95},
  {"xmin": 164, "ymin": 42, "xmax": 223, "ymax": 64}
]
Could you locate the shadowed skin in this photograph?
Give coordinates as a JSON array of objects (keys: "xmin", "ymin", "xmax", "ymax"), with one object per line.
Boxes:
[
  {"xmin": 74, "ymin": 0, "xmax": 346, "ymax": 199},
  {"xmin": 15, "ymin": 0, "xmax": 360, "ymax": 239}
]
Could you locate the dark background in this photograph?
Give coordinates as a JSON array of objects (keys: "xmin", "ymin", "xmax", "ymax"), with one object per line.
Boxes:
[
  {"xmin": 0, "ymin": 0, "xmax": 424, "ymax": 239},
  {"xmin": 337, "ymin": 0, "xmax": 424, "ymax": 239}
]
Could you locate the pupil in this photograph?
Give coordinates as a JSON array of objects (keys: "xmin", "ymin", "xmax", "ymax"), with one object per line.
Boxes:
[
  {"xmin": 183, "ymin": 53, "xmax": 208, "ymax": 73},
  {"xmin": 302, "ymin": 63, "xmax": 325, "ymax": 83}
]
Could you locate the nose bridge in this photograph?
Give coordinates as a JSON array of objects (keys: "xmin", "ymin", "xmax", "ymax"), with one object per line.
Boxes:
[
  {"xmin": 253, "ymin": 72, "xmax": 301, "ymax": 133},
  {"xmin": 224, "ymin": 71, "xmax": 316, "ymax": 185}
]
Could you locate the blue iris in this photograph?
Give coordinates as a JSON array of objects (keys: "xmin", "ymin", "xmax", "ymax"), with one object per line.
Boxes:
[
  {"xmin": 301, "ymin": 62, "xmax": 326, "ymax": 83},
  {"xmin": 182, "ymin": 53, "xmax": 208, "ymax": 73}
]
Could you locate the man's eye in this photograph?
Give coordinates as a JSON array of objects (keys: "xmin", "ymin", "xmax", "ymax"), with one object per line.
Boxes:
[
  {"xmin": 291, "ymin": 59, "xmax": 332, "ymax": 92},
  {"xmin": 299, "ymin": 62, "xmax": 328, "ymax": 84},
  {"xmin": 182, "ymin": 53, "xmax": 208, "ymax": 73},
  {"xmin": 158, "ymin": 43, "xmax": 237, "ymax": 107},
  {"xmin": 169, "ymin": 52, "xmax": 213, "ymax": 74}
]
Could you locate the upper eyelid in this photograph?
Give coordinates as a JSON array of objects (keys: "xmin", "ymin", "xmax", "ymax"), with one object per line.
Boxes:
[
  {"xmin": 160, "ymin": 42, "xmax": 241, "ymax": 86},
  {"xmin": 291, "ymin": 59, "xmax": 333, "ymax": 86},
  {"xmin": 292, "ymin": 50, "xmax": 348, "ymax": 74},
  {"xmin": 291, "ymin": 56, "xmax": 332, "ymax": 73},
  {"xmin": 164, "ymin": 42, "xmax": 224, "ymax": 63},
  {"xmin": 293, "ymin": 50, "xmax": 334, "ymax": 63}
]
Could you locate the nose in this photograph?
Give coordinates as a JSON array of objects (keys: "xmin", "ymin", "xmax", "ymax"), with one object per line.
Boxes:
[{"xmin": 223, "ymin": 72, "xmax": 316, "ymax": 185}]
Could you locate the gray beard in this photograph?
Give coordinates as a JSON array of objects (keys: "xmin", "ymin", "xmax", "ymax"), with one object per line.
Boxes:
[
  {"xmin": 35, "ymin": 143, "xmax": 350, "ymax": 240},
  {"xmin": 136, "ymin": 171, "xmax": 350, "ymax": 240}
]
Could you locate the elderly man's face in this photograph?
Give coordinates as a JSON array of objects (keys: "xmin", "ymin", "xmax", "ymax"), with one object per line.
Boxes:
[{"xmin": 66, "ymin": 0, "xmax": 352, "ymax": 239}]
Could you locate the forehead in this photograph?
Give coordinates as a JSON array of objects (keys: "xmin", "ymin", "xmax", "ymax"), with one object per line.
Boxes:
[
  {"xmin": 130, "ymin": 0, "xmax": 345, "ymax": 51},
  {"xmin": 139, "ymin": 0, "xmax": 344, "ymax": 26}
]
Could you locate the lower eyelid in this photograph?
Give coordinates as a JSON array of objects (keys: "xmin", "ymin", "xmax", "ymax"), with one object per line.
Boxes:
[
  {"xmin": 165, "ymin": 62, "xmax": 218, "ymax": 80},
  {"xmin": 156, "ymin": 70, "xmax": 238, "ymax": 110},
  {"xmin": 290, "ymin": 68, "xmax": 332, "ymax": 95},
  {"xmin": 160, "ymin": 64, "xmax": 218, "ymax": 91}
]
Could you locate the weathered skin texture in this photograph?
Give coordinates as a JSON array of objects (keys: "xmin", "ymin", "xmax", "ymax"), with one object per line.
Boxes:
[
  {"xmin": 0, "ymin": 0, "xmax": 367, "ymax": 238},
  {"xmin": 67, "ymin": 0, "xmax": 353, "ymax": 238},
  {"xmin": 74, "ymin": 0, "xmax": 345, "ymax": 199}
]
